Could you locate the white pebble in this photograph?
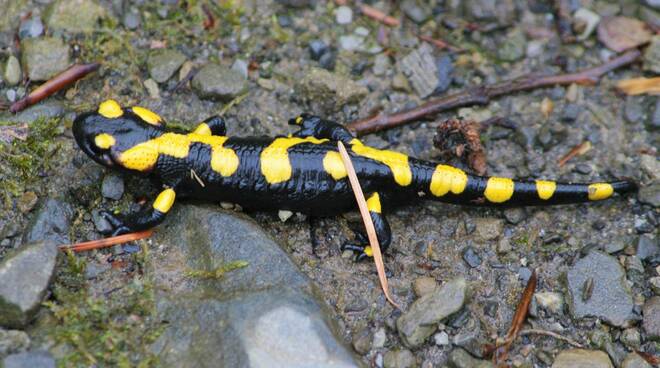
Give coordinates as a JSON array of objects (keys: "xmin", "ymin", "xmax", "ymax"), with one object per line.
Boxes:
[{"xmin": 335, "ymin": 6, "xmax": 353, "ymax": 25}]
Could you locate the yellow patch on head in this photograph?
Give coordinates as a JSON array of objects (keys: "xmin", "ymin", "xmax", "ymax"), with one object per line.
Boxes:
[
  {"xmin": 260, "ymin": 137, "xmax": 328, "ymax": 184},
  {"xmin": 323, "ymin": 151, "xmax": 347, "ymax": 180},
  {"xmin": 98, "ymin": 99, "xmax": 123, "ymax": 118},
  {"xmin": 535, "ymin": 180, "xmax": 556, "ymax": 200},
  {"xmin": 366, "ymin": 193, "xmax": 381, "ymax": 213},
  {"xmin": 351, "ymin": 141, "xmax": 412, "ymax": 187},
  {"xmin": 430, "ymin": 165, "xmax": 468, "ymax": 197},
  {"xmin": 484, "ymin": 177, "xmax": 515, "ymax": 203},
  {"xmin": 94, "ymin": 133, "xmax": 115, "ymax": 149},
  {"xmin": 193, "ymin": 123, "xmax": 212, "ymax": 136},
  {"xmin": 153, "ymin": 188, "xmax": 176, "ymax": 213},
  {"xmin": 131, "ymin": 106, "xmax": 163, "ymax": 126},
  {"xmin": 588, "ymin": 183, "xmax": 613, "ymax": 201},
  {"xmin": 295, "ymin": 116, "xmax": 303, "ymax": 125}
]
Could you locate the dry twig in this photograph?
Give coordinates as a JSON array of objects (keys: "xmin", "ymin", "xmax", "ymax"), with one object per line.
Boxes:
[
  {"xmin": 10, "ymin": 63, "xmax": 100, "ymax": 113},
  {"xmin": 557, "ymin": 141, "xmax": 592, "ymax": 167},
  {"xmin": 337, "ymin": 141, "xmax": 400, "ymax": 309},
  {"xmin": 360, "ymin": 4, "xmax": 400, "ymax": 27},
  {"xmin": 58, "ymin": 229, "xmax": 154, "ymax": 252},
  {"xmin": 347, "ymin": 49, "xmax": 641, "ymax": 136}
]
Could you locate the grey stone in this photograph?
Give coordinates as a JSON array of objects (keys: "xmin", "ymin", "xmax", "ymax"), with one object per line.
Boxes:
[
  {"xmin": 20, "ymin": 37, "xmax": 70, "ymax": 82},
  {"xmin": 296, "ymin": 67, "xmax": 368, "ymax": 112},
  {"xmin": 18, "ymin": 16, "xmax": 43, "ymax": 39},
  {"xmin": 3, "ymin": 55, "xmax": 22, "ymax": 87},
  {"xmin": 23, "ymin": 198, "xmax": 73, "ymax": 245},
  {"xmin": 620, "ymin": 328, "xmax": 641, "ymax": 350},
  {"xmin": 448, "ymin": 348, "xmax": 493, "ymax": 368},
  {"xmin": 147, "ymin": 49, "xmax": 186, "ymax": 83},
  {"xmin": 339, "ymin": 35, "xmax": 363, "ymax": 51},
  {"xmin": 123, "ymin": 11, "xmax": 140, "ymax": 30},
  {"xmin": 434, "ymin": 331, "xmax": 449, "ymax": 345},
  {"xmin": 562, "ymin": 103, "xmax": 580, "ymax": 122},
  {"xmin": 624, "ymin": 97, "xmax": 645, "ymax": 123},
  {"xmin": 622, "ymin": 352, "xmax": 653, "ymax": 368},
  {"xmin": 413, "ymin": 276, "xmax": 437, "ymax": 297},
  {"xmin": 45, "ymin": 0, "xmax": 107, "ymax": 33},
  {"xmin": 503, "ymin": 208, "xmax": 525, "ymax": 224},
  {"xmin": 642, "ymin": 296, "xmax": 660, "ymax": 340},
  {"xmin": 335, "ymin": 6, "xmax": 353, "ymax": 24},
  {"xmin": 192, "ymin": 63, "xmax": 248, "ymax": 102},
  {"xmin": 101, "ymin": 172, "xmax": 124, "ymax": 200},
  {"xmin": 399, "ymin": 43, "xmax": 438, "ymax": 98},
  {"xmin": 0, "ymin": 329, "xmax": 30, "ymax": 356},
  {"xmin": 462, "ymin": 247, "xmax": 481, "ymax": 268},
  {"xmin": 551, "ymin": 349, "xmax": 613, "ymax": 368},
  {"xmin": 149, "ymin": 205, "xmax": 358, "ymax": 367},
  {"xmin": 590, "ymin": 329, "xmax": 626, "ymax": 367},
  {"xmin": 383, "ymin": 349, "xmax": 415, "ymax": 368},
  {"xmin": 635, "ymin": 235, "xmax": 659, "ymax": 261},
  {"xmin": 643, "ymin": 35, "xmax": 660, "ymax": 74},
  {"xmin": 401, "ymin": 0, "xmax": 431, "ymax": 24},
  {"xmin": 4, "ymin": 101, "xmax": 65, "ymax": 124},
  {"xmin": 651, "ymin": 99, "xmax": 660, "ymax": 129},
  {"xmin": 604, "ymin": 235, "xmax": 629, "ymax": 254},
  {"xmin": 464, "ymin": 0, "xmax": 515, "ymax": 25},
  {"xmin": 351, "ymin": 328, "xmax": 372, "ymax": 355},
  {"xmin": 0, "ymin": 0, "xmax": 29, "ymax": 32},
  {"xmin": 452, "ymin": 318, "xmax": 484, "ymax": 357},
  {"xmin": 649, "ymin": 276, "xmax": 660, "ymax": 295},
  {"xmin": 434, "ymin": 55, "xmax": 453, "ymax": 94},
  {"xmin": 231, "ymin": 59, "xmax": 249, "ymax": 79},
  {"xmin": 638, "ymin": 183, "xmax": 660, "ymax": 208},
  {"xmin": 397, "ymin": 277, "xmax": 467, "ymax": 347},
  {"xmin": 372, "ymin": 328, "xmax": 386, "ymax": 349},
  {"xmin": 0, "ymin": 242, "xmax": 57, "ymax": 328},
  {"xmin": 373, "ymin": 54, "xmax": 390, "ymax": 77},
  {"xmin": 565, "ymin": 251, "xmax": 634, "ymax": 327},
  {"xmin": 498, "ymin": 28, "xmax": 526, "ymax": 62},
  {"xmin": 91, "ymin": 209, "xmax": 112, "ymax": 234},
  {"xmin": 2, "ymin": 351, "xmax": 55, "ymax": 368},
  {"xmin": 308, "ymin": 40, "xmax": 328, "ymax": 61},
  {"xmin": 474, "ymin": 218, "xmax": 503, "ymax": 241}
]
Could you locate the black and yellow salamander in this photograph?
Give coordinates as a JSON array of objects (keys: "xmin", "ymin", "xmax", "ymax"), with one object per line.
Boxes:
[{"xmin": 73, "ymin": 100, "xmax": 637, "ymax": 260}]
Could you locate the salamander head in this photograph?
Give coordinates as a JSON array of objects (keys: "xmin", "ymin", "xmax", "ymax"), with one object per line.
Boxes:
[{"xmin": 73, "ymin": 99, "xmax": 165, "ymax": 170}]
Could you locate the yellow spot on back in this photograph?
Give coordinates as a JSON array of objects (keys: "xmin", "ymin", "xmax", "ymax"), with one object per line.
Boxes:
[
  {"xmin": 193, "ymin": 123, "xmax": 212, "ymax": 136},
  {"xmin": 98, "ymin": 99, "xmax": 123, "ymax": 118},
  {"xmin": 588, "ymin": 183, "xmax": 613, "ymax": 201},
  {"xmin": 351, "ymin": 141, "xmax": 412, "ymax": 186},
  {"xmin": 94, "ymin": 133, "xmax": 115, "ymax": 149},
  {"xmin": 153, "ymin": 188, "xmax": 176, "ymax": 213},
  {"xmin": 131, "ymin": 106, "xmax": 163, "ymax": 126},
  {"xmin": 261, "ymin": 137, "xmax": 328, "ymax": 184},
  {"xmin": 535, "ymin": 180, "xmax": 556, "ymax": 200},
  {"xmin": 430, "ymin": 165, "xmax": 468, "ymax": 196},
  {"xmin": 118, "ymin": 133, "xmax": 239, "ymax": 175},
  {"xmin": 323, "ymin": 151, "xmax": 347, "ymax": 180},
  {"xmin": 366, "ymin": 192, "xmax": 381, "ymax": 213},
  {"xmin": 484, "ymin": 177, "xmax": 515, "ymax": 203},
  {"xmin": 364, "ymin": 246, "xmax": 373, "ymax": 257}
]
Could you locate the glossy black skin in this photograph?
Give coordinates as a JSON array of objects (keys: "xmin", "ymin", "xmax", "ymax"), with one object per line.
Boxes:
[{"xmin": 73, "ymin": 109, "xmax": 637, "ymax": 258}]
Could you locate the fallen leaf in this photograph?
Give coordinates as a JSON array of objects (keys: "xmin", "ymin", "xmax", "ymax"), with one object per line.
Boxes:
[
  {"xmin": 597, "ymin": 16, "xmax": 652, "ymax": 52},
  {"xmin": 617, "ymin": 77, "xmax": 660, "ymax": 95}
]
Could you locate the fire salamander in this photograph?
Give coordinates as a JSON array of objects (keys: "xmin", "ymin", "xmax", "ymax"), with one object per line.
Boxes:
[{"xmin": 73, "ymin": 100, "xmax": 637, "ymax": 260}]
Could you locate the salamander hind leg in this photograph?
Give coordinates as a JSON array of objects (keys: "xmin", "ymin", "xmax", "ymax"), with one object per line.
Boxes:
[
  {"xmin": 341, "ymin": 192, "xmax": 392, "ymax": 262},
  {"xmin": 288, "ymin": 113, "xmax": 355, "ymax": 144},
  {"xmin": 100, "ymin": 188, "xmax": 177, "ymax": 236},
  {"xmin": 192, "ymin": 115, "xmax": 226, "ymax": 136}
]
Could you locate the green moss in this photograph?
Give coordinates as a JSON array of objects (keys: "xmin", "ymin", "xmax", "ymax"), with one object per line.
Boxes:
[
  {"xmin": 45, "ymin": 249, "xmax": 162, "ymax": 367},
  {"xmin": 185, "ymin": 260, "xmax": 248, "ymax": 279},
  {"xmin": 0, "ymin": 117, "xmax": 62, "ymax": 204}
]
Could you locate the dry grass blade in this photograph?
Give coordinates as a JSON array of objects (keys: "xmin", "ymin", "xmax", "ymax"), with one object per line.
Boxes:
[
  {"xmin": 616, "ymin": 77, "xmax": 660, "ymax": 95},
  {"xmin": 337, "ymin": 141, "xmax": 400, "ymax": 309},
  {"xmin": 519, "ymin": 329, "xmax": 583, "ymax": 348},
  {"xmin": 557, "ymin": 141, "xmax": 592, "ymax": 167},
  {"xmin": 58, "ymin": 229, "xmax": 154, "ymax": 252}
]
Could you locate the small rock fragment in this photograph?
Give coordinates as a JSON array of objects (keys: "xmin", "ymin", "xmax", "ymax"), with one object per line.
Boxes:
[
  {"xmin": 0, "ymin": 328, "xmax": 30, "ymax": 356},
  {"xmin": 401, "ymin": 0, "xmax": 431, "ymax": 24},
  {"xmin": 643, "ymin": 35, "xmax": 660, "ymax": 74},
  {"xmin": 3, "ymin": 55, "xmax": 22, "ymax": 86},
  {"xmin": 621, "ymin": 352, "xmax": 652, "ymax": 368},
  {"xmin": 635, "ymin": 235, "xmax": 659, "ymax": 261},
  {"xmin": 18, "ymin": 16, "xmax": 43, "ymax": 39},
  {"xmin": 574, "ymin": 8, "xmax": 601, "ymax": 41},
  {"xmin": 144, "ymin": 78, "xmax": 160, "ymax": 99},
  {"xmin": 23, "ymin": 198, "xmax": 73, "ymax": 245},
  {"xmin": 474, "ymin": 218, "xmax": 504, "ymax": 241},
  {"xmin": 620, "ymin": 328, "xmax": 641, "ymax": 350},
  {"xmin": 101, "ymin": 172, "xmax": 124, "ymax": 200},
  {"xmin": 372, "ymin": 328, "xmax": 386, "ymax": 349},
  {"xmin": 534, "ymin": 292, "xmax": 564, "ymax": 314},
  {"xmin": 308, "ymin": 40, "xmax": 328, "ymax": 61},
  {"xmin": 147, "ymin": 49, "xmax": 186, "ymax": 83},
  {"xmin": 397, "ymin": 277, "xmax": 467, "ymax": 347},
  {"xmin": 638, "ymin": 183, "xmax": 660, "ymax": 208},
  {"xmin": 643, "ymin": 296, "xmax": 660, "ymax": 340},
  {"xmin": 192, "ymin": 63, "xmax": 248, "ymax": 102},
  {"xmin": 296, "ymin": 67, "xmax": 368, "ymax": 111},
  {"xmin": 351, "ymin": 328, "xmax": 372, "ymax": 355},
  {"xmin": 448, "ymin": 348, "xmax": 494, "ymax": 368},
  {"xmin": 497, "ymin": 28, "xmax": 526, "ymax": 62},
  {"xmin": 20, "ymin": 37, "xmax": 70, "ymax": 81},
  {"xmin": 399, "ymin": 43, "xmax": 439, "ymax": 98},
  {"xmin": 123, "ymin": 11, "xmax": 141, "ymax": 30},
  {"xmin": 383, "ymin": 349, "xmax": 415, "ymax": 368},
  {"xmin": 462, "ymin": 247, "xmax": 481, "ymax": 268},
  {"xmin": 551, "ymin": 349, "xmax": 613, "ymax": 368},
  {"xmin": 45, "ymin": 0, "xmax": 108, "ymax": 33},
  {"xmin": 335, "ymin": 6, "xmax": 353, "ymax": 25},
  {"xmin": 597, "ymin": 16, "xmax": 653, "ymax": 52},
  {"xmin": 413, "ymin": 276, "xmax": 437, "ymax": 297}
]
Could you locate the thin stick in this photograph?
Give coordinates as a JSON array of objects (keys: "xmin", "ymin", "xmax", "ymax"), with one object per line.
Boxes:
[
  {"xmin": 347, "ymin": 49, "xmax": 641, "ymax": 136},
  {"xmin": 418, "ymin": 34, "xmax": 462, "ymax": 52},
  {"xmin": 10, "ymin": 63, "xmax": 100, "ymax": 113},
  {"xmin": 337, "ymin": 141, "xmax": 400, "ymax": 309},
  {"xmin": 58, "ymin": 229, "xmax": 154, "ymax": 252},
  {"xmin": 360, "ymin": 4, "xmax": 400, "ymax": 27},
  {"xmin": 519, "ymin": 329, "xmax": 583, "ymax": 348}
]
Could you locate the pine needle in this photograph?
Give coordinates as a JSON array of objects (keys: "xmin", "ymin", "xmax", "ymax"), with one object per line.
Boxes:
[{"xmin": 58, "ymin": 229, "xmax": 154, "ymax": 252}]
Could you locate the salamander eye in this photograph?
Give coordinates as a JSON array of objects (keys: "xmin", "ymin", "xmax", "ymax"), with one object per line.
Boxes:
[{"xmin": 94, "ymin": 133, "xmax": 116, "ymax": 149}]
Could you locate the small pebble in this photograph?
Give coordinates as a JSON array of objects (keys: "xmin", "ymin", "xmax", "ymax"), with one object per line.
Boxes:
[
  {"xmin": 373, "ymin": 328, "xmax": 387, "ymax": 349},
  {"xmin": 462, "ymin": 247, "xmax": 481, "ymax": 268},
  {"xmin": 277, "ymin": 14, "xmax": 293, "ymax": 28},
  {"xmin": 144, "ymin": 78, "xmax": 160, "ymax": 99},
  {"xmin": 308, "ymin": 40, "xmax": 328, "ymax": 61},
  {"xmin": 319, "ymin": 52, "xmax": 336, "ymax": 70},
  {"xmin": 18, "ymin": 16, "xmax": 44, "ymax": 39},
  {"xmin": 561, "ymin": 103, "xmax": 580, "ymax": 122},
  {"xmin": 123, "ymin": 11, "xmax": 141, "ymax": 30},
  {"xmin": 231, "ymin": 59, "xmax": 249, "ymax": 79},
  {"xmin": 434, "ymin": 331, "xmax": 449, "ymax": 346},
  {"xmin": 92, "ymin": 210, "xmax": 113, "ymax": 234},
  {"xmin": 335, "ymin": 6, "xmax": 353, "ymax": 25},
  {"xmin": 101, "ymin": 173, "xmax": 124, "ymax": 200},
  {"xmin": 413, "ymin": 276, "xmax": 437, "ymax": 297}
]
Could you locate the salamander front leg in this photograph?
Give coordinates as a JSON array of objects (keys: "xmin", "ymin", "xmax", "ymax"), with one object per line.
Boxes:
[
  {"xmin": 192, "ymin": 115, "xmax": 226, "ymax": 136},
  {"xmin": 341, "ymin": 193, "xmax": 392, "ymax": 261},
  {"xmin": 100, "ymin": 188, "xmax": 176, "ymax": 236},
  {"xmin": 288, "ymin": 113, "xmax": 355, "ymax": 144}
]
